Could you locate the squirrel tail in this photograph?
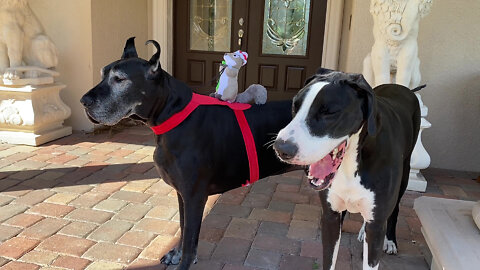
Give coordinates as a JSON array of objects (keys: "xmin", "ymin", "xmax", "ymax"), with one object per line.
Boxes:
[{"xmin": 236, "ymin": 84, "xmax": 267, "ymax": 104}]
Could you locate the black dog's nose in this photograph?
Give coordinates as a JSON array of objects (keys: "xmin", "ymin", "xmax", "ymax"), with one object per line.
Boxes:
[
  {"xmin": 273, "ymin": 139, "xmax": 298, "ymax": 160},
  {"xmin": 80, "ymin": 95, "xmax": 94, "ymax": 107}
]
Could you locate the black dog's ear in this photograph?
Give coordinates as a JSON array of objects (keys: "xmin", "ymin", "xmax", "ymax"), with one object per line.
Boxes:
[
  {"xmin": 145, "ymin": 40, "xmax": 161, "ymax": 78},
  {"xmin": 121, "ymin": 37, "xmax": 138, "ymax": 59},
  {"xmin": 347, "ymin": 73, "xmax": 376, "ymax": 136}
]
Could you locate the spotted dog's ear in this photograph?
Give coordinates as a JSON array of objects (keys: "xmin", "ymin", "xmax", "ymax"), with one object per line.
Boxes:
[
  {"xmin": 304, "ymin": 75, "xmax": 316, "ymax": 86},
  {"xmin": 315, "ymin": 67, "xmax": 336, "ymax": 75},
  {"xmin": 121, "ymin": 37, "xmax": 138, "ymax": 59},
  {"xmin": 304, "ymin": 67, "xmax": 338, "ymax": 86},
  {"xmin": 347, "ymin": 74, "xmax": 377, "ymax": 136},
  {"xmin": 145, "ymin": 40, "xmax": 162, "ymax": 79}
]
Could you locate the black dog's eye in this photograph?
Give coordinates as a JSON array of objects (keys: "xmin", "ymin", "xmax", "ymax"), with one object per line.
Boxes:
[{"xmin": 113, "ymin": 76, "xmax": 126, "ymax": 83}]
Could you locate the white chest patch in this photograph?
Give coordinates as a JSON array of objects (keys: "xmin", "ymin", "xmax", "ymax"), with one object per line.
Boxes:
[{"xmin": 326, "ymin": 128, "xmax": 376, "ymax": 222}]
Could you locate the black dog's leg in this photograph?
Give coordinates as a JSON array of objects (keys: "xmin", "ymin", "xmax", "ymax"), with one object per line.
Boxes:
[
  {"xmin": 384, "ymin": 204, "xmax": 399, "ymax": 254},
  {"xmin": 319, "ymin": 191, "xmax": 342, "ymax": 270},
  {"xmin": 385, "ymin": 160, "xmax": 410, "ymax": 255},
  {"xmin": 364, "ymin": 220, "xmax": 387, "ymax": 269},
  {"xmin": 161, "ymin": 192, "xmax": 184, "ymax": 265},
  {"xmin": 176, "ymin": 193, "xmax": 207, "ymax": 270}
]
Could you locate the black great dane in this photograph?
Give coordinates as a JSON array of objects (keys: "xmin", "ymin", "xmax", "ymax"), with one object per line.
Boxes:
[
  {"xmin": 80, "ymin": 38, "xmax": 299, "ymax": 270},
  {"xmin": 273, "ymin": 69, "xmax": 422, "ymax": 270}
]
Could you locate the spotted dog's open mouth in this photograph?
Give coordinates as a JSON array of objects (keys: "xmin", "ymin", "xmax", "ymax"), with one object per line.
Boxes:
[{"xmin": 308, "ymin": 140, "xmax": 347, "ymax": 190}]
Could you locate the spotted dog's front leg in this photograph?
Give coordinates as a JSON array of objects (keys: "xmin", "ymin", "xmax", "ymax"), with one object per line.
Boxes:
[
  {"xmin": 358, "ymin": 221, "xmax": 366, "ymax": 242},
  {"xmin": 363, "ymin": 220, "xmax": 387, "ymax": 270},
  {"xmin": 319, "ymin": 191, "xmax": 342, "ymax": 270}
]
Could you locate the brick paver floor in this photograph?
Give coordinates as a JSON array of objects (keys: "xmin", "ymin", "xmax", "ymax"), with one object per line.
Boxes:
[{"xmin": 0, "ymin": 125, "xmax": 478, "ymax": 270}]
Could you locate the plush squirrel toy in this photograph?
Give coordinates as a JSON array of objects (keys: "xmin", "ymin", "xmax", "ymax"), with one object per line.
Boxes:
[{"xmin": 213, "ymin": 50, "xmax": 267, "ymax": 104}]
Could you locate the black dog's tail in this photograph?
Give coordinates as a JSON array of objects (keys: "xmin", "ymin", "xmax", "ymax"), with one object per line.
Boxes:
[{"xmin": 412, "ymin": 84, "xmax": 427, "ymax": 92}]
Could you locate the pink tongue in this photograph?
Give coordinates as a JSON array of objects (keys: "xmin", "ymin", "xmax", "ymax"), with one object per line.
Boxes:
[
  {"xmin": 309, "ymin": 154, "xmax": 334, "ymax": 180},
  {"xmin": 309, "ymin": 141, "xmax": 347, "ymax": 180}
]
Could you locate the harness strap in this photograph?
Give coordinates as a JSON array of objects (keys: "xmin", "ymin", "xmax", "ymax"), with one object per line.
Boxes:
[
  {"xmin": 150, "ymin": 101, "xmax": 200, "ymax": 135},
  {"xmin": 234, "ymin": 110, "xmax": 259, "ymax": 185},
  {"xmin": 150, "ymin": 93, "xmax": 259, "ymax": 186}
]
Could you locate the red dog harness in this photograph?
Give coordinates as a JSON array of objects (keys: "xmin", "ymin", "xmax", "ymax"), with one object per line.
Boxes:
[{"xmin": 150, "ymin": 93, "xmax": 259, "ymax": 186}]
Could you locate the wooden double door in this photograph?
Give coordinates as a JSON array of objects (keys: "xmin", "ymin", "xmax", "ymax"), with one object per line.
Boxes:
[{"xmin": 174, "ymin": 0, "xmax": 327, "ymax": 100}]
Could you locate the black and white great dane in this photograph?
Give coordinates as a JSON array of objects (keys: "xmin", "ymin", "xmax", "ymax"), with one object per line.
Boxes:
[
  {"xmin": 80, "ymin": 38, "xmax": 299, "ymax": 270},
  {"xmin": 273, "ymin": 69, "xmax": 422, "ymax": 270}
]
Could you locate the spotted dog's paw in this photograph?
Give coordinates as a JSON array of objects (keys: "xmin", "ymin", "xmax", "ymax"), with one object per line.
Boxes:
[
  {"xmin": 3, "ymin": 70, "xmax": 19, "ymax": 80},
  {"xmin": 161, "ymin": 247, "xmax": 182, "ymax": 265},
  {"xmin": 383, "ymin": 237, "xmax": 398, "ymax": 254},
  {"xmin": 357, "ymin": 222, "xmax": 366, "ymax": 242}
]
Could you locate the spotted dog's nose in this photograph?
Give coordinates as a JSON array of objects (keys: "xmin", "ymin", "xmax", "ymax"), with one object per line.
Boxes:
[
  {"xmin": 80, "ymin": 95, "xmax": 94, "ymax": 107},
  {"xmin": 273, "ymin": 139, "xmax": 298, "ymax": 161}
]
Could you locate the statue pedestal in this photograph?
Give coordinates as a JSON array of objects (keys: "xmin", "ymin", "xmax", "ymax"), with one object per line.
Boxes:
[
  {"xmin": 408, "ymin": 93, "xmax": 431, "ymax": 192},
  {"xmin": 407, "ymin": 168, "xmax": 428, "ymax": 192},
  {"xmin": 0, "ymin": 83, "xmax": 71, "ymax": 146}
]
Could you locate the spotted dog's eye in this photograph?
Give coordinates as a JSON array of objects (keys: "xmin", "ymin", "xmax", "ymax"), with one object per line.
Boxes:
[
  {"xmin": 321, "ymin": 107, "xmax": 340, "ymax": 116},
  {"xmin": 325, "ymin": 110, "xmax": 339, "ymax": 115},
  {"xmin": 313, "ymin": 106, "xmax": 336, "ymax": 120},
  {"xmin": 233, "ymin": 54, "xmax": 239, "ymax": 58},
  {"xmin": 319, "ymin": 107, "xmax": 331, "ymax": 114}
]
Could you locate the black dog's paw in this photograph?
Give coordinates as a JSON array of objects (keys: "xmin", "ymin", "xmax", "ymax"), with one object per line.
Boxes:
[{"xmin": 161, "ymin": 248, "xmax": 182, "ymax": 265}]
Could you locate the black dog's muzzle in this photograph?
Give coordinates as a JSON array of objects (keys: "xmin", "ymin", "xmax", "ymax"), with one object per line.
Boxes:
[
  {"xmin": 80, "ymin": 95, "xmax": 94, "ymax": 108},
  {"xmin": 83, "ymin": 109, "xmax": 100, "ymax": 124},
  {"xmin": 80, "ymin": 94, "xmax": 101, "ymax": 124}
]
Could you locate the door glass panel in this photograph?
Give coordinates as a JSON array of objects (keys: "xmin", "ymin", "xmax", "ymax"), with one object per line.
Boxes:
[
  {"xmin": 190, "ymin": 0, "xmax": 232, "ymax": 52},
  {"xmin": 262, "ymin": 0, "xmax": 311, "ymax": 56}
]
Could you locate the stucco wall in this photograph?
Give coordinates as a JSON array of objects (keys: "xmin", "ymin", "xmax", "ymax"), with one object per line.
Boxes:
[
  {"xmin": 151, "ymin": 0, "xmax": 174, "ymax": 73},
  {"xmin": 29, "ymin": 0, "xmax": 94, "ymax": 131},
  {"xmin": 91, "ymin": 0, "xmax": 149, "ymax": 84},
  {"xmin": 339, "ymin": 0, "xmax": 480, "ymax": 172},
  {"xmin": 28, "ymin": 0, "xmax": 150, "ymax": 132}
]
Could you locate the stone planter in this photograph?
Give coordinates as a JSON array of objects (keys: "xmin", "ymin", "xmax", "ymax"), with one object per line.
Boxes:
[
  {"xmin": 414, "ymin": 197, "xmax": 480, "ymax": 270},
  {"xmin": 474, "ymin": 201, "xmax": 480, "ymax": 230},
  {"xmin": 0, "ymin": 83, "xmax": 71, "ymax": 146},
  {"xmin": 407, "ymin": 93, "xmax": 431, "ymax": 192}
]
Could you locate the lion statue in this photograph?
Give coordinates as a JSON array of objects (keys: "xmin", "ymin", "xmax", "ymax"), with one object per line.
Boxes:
[{"xmin": 0, "ymin": 0, "xmax": 58, "ymax": 77}]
